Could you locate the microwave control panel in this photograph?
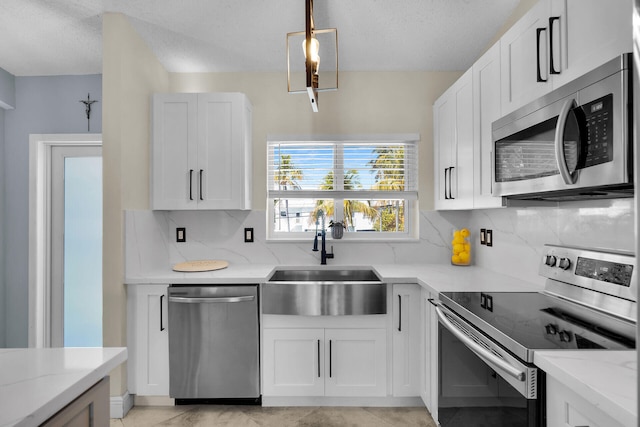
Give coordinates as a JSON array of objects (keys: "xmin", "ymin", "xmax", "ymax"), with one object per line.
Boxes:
[{"xmin": 580, "ymin": 93, "xmax": 613, "ymax": 168}]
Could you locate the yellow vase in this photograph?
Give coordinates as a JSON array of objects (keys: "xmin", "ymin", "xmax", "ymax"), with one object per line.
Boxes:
[{"xmin": 451, "ymin": 228, "xmax": 471, "ymax": 266}]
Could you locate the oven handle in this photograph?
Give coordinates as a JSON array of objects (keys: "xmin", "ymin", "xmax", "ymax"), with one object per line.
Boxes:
[
  {"xmin": 434, "ymin": 303, "xmax": 526, "ymax": 382},
  {"xmin": 169, "ymin": 295, "xmax": 255, "ymax": 304},
  {"xmin": 554, "ymin": 97, "xmax": 578, "ymax": 185}
]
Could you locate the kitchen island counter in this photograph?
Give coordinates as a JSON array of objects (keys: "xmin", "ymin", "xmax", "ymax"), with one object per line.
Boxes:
[{"xmin": 0, "ymin": 347, "xmax": 127, "ymax": 427}]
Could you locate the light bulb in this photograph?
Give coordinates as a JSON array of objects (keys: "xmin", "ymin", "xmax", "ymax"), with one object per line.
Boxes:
[{"xmin": 302, "ymin": 36, "xmax": 320, "ymax": 70}]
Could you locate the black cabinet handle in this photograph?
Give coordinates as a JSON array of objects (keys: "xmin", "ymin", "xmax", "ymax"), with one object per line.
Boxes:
[
  {"xmin": 536, "ymin": 27, "xmax": 548, "ymax": 82},
  {"xmin": 160, "ymin": 294, "xmax": 165, "ymax": 331},
  {"xmin": 189, "ymin": 169, "xmax": 194, "ymax": 201},
  {"xmin": 444, "ymin": 168, "xmax": 450, "ymax": 200},
  {"xmin": 199, "ymin": 169, "xmax": 204, "ymax": 201},
  {"xmin": 448, "ymin": 167, "xmax": 455, "ymax": 200},
  {"xmin": 398, "ymin": 294, "xmax": 402, "ymax": 332},
  {"xmin": 549, "ymin": 17, "xmax": 560, "ymax": 75},
  {"xmin": 317, "ymin": 339, "xmax": 321, "ymax": 378},
  {"xmin": 329, "ymin": 340, "xmax": 332, "ymax": 378}
]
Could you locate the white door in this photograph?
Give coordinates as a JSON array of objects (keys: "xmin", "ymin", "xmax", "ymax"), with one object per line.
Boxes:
[
  {"xmin": 50, "ymin": 145, "xmax": 102, "ymax": 347},
  {"xmin": 324, "ymin": 328, "xmax": 386, "ymax": 397},
  {"xmin": 262, "ymin": 328, "xmax": 325, "ymax": 396},
  {"xmin": 500, "ymin": 0, "xmax": 551, "ymax": 114}
]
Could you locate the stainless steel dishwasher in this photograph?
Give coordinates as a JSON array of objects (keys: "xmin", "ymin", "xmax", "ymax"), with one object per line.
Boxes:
[{"xmin": 168, "ymin": 284, "xmax": 260, "ymax": 404}]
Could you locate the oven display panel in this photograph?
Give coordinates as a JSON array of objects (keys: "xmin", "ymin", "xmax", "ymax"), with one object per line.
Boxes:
[{"xmin": 575, "ymin": 257, "xmax": 633, "ymax": 287}]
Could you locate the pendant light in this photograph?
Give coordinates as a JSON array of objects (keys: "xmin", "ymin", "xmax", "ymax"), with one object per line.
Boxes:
[{"xmin": 286, "ymin": 0, "xmax": 338, "ymax": 112}]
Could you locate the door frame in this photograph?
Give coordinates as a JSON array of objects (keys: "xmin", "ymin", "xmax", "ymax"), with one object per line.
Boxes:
[{"xmin": 28, "ymin": 134, "xmax": 102, "ymax": 348}]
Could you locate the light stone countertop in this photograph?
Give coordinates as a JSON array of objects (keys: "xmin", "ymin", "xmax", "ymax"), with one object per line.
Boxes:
[
  {"xmin": 0, "ymin": 347, "xmax": 127, "ymax": 427},
  {"xmin": 534, "ymin": 350, "xmax": 637, "ymax": 427},
  {"xmin": 125, "ymin": 262, "xmax": 635, "ymax": 424},
  {"xmin": 124, "ymin": 262, "xmax": 545, "ymax": 293}
]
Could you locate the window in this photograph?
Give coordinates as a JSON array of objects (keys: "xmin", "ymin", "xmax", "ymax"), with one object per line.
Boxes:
[{"xmin": 267, "ymin": 135, "xmax": 419, "ymax": 240}]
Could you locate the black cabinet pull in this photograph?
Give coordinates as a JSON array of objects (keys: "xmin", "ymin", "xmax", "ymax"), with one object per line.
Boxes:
[
  {"xmin": 189, "ymin": 169, "xmax": 194, "ymax": 201},
  {"xmin": 444, "ymin": 168, "xmax": 450, "ymax": 200},
  {"xmin": 317, "ymin": 339, "xmax": 321, "ymax": 378},
  {"xmin": 448, "ymin": 167, "xmax": 455, "ymax": 200},
  {"xmin": 329, "ymin": 340, "xmax": 332, "ymax": 378},
  {"xmin": 536, "ymin": 27, "xmax": 548, "ymax": 82},
  {"xmin": 160, "ymin": 294, "xmax": 165, "ymax": 331},
  {"xmin": 199, "ymin": 169, "xmax": 204, "ymax": 201},
  {"xmin": 549, "ymin": 17, "xmax": 560, "ymax": 75},
  {"xmin": 398, "ymin": 294, "xmax": 402, "ymax": 332}
]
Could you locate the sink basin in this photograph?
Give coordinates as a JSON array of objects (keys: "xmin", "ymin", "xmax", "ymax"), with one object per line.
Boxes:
[
  {"xmin": 268, "ymin": 268, "xmax": 382, "ymax": 283},
  {"xmin": 263, "ymin": 268, "xmax": 386, "ymax": 316}
]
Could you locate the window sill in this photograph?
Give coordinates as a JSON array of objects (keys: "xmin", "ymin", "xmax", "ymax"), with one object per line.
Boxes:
[{"xmin": 266, "ymin": 237, "xmax": 421, "ymax": 244}]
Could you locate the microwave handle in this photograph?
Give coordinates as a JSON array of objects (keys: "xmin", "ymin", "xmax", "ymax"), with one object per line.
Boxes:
[{"xmin": 554, "ymin": 97, "xmax": 578, "ymax": 185}]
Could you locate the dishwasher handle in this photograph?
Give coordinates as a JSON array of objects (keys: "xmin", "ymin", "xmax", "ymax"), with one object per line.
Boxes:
[{"xmin": 169, "ymin": 295, "xmax": 255, "ymax": 304}]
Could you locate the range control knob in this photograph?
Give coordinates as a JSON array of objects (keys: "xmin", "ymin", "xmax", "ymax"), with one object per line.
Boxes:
[
  {"xmin": 544, "ymin": 255, "xmax": 557, "ymax": 267},
  {"xmin": 558, "ymin": 257, "xmax": 572, "ymax": 270},
  {"xmin": 545, "ymin": 324, "xmax": 558, "ymax": 335},
  {"xmin": 558, "ymin": 330, "xmax": 572, "ymax": 343}
]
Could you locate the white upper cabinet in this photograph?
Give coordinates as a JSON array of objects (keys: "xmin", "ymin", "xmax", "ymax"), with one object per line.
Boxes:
[
  {"xmin": 151, "ymin": 93, "xmax": 252, "ymax": 210},
  {"xmin": 472, "ymin": 43, "xmax": 504, "ymax": 209},
  {"xmin": 501, "ymin": 0, "xmax": 632, "ymax": 115},
  {"xmin": 549, "ymin": 0, "xmax": 632, "ymax": 89},
  {"xmin": 500, "ymin": 0, "xmax": 552, "ymax": 114},
  {"xmin": 433, "ymin": 69, "xmax": 474, "ymax": 210}
]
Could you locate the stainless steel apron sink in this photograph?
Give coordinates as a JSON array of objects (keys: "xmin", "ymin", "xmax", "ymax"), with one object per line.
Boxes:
[{"xmin": 262, "ymin": 268, "xmax": 387, "ymax": 316}]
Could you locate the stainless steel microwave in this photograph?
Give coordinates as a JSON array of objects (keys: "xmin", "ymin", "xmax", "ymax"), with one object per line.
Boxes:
[{"xmin": 492, "ymin": 54, "xmax": 633, "ymax": 201}]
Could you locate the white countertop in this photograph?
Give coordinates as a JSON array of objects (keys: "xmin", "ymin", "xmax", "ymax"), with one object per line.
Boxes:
[
  {"xmin": 534, "ymin": 350, "xmax": 637, "ymax": 427},
  {"xmin": 0, "ymin": 347, "xmax": 127, "ymax": 427},
  {"xmin": 125, "ymin": 262, "xmax": 544, "ymax": 293}
]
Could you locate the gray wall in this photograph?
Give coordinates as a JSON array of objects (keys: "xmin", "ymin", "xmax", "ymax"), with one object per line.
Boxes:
[{"xmin": 3, "ymin": 75, "xmax": 102, "ymax": 347}]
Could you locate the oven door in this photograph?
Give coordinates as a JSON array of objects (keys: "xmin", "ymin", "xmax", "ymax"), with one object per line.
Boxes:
[{"xmin": 431, "ymin": 300, "xmax": 544, "ymax": 427}]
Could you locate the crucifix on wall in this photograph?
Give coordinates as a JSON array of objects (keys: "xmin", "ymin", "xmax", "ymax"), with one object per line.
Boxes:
[{"xmin": 79, "ymin": 93, "xmax": 98, "ymax": 132}]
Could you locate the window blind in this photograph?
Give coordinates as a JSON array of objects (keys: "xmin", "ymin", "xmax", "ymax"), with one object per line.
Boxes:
[{"xmin": 267, "ymin": 139, "xmax": 418, "ymax": 200}]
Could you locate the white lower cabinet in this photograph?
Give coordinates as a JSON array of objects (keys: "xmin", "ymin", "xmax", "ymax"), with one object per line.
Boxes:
[
  {"xmin": 392, "ymin": 284, "xmax": 421, "ymax": 397},
  {"xmin": 126, "ymin": 284, "xmax": 170, "ymax": 396},
  {"xmin": 546, "ymin": 376, "xmax": 625, "ymax": 427},
  {"xmin": 262, "ymin": 328, "xmax": 386, "ymax": 397}
]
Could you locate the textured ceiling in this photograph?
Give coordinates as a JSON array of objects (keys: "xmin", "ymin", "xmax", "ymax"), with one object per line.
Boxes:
[{"xmin": 0, "ymin": 0, "xmax": 521, "ymax": 76}]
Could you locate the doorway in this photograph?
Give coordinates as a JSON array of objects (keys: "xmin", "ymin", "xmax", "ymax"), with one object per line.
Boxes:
[{"xmin": 29, "ymin": 134, "xmax": 102, "ymax": 348}]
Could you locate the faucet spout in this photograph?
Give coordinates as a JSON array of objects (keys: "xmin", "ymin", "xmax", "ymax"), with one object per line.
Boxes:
[{"xmin": 314, "ymin": 209, "xmax": 334, "ymax": 265}]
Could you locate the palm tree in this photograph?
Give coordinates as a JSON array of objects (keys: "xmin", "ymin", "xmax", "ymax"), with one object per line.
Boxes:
[
  {"xmin": 274, "ymin": 154, "xmax": 303, "ymax": 231},
  {"xmin": 310, "ymin": 170, "xmax": 377, "ymax": 231},
  {"xmin": 368, "ymin": 146, "xmax": 406, "ymax": 231}
]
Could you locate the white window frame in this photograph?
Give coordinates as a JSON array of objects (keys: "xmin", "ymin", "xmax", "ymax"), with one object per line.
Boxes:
[{"xmin": 266, "ymin": 134, "xmax": 419, "ymax": 242}]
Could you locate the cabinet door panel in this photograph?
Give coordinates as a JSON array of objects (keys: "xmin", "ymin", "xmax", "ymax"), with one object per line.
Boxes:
[
  {"xmin": 392, "ymin": 284, "xmax": 421, "ymax": 397},
  {"xmin": 262, "ymin": 329, "xmax": 324, "ymax": 396},
  {"xmin": 551, "ymin": 0, "xmax": 632, "ymax": 88},
  {"xmin": 325, "ymin": 329, "xmax": 386, "ymax": 397},
  {"xmin": 500, "ymin": 0, "xmax": 551, "ymax": 114},
  {"xmin": 472, "ymin": 43, "xmax": 504, "ymax": 209},
  {"xmin": 151, "ymin": 94, "xmax": 198, "ymax": 210},
  {"xmin": 198, "ymin": 94, "xmax": 247, "ymax": 209},
  {"xmin": 130, "ymin": 285, "xmax": 169, "ymax": 396}
]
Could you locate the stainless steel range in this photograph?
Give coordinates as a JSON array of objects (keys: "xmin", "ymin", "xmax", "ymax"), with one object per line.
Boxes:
[{"xmin": 430, "ymin": 244, "xmax": 636, "ymax": 427}]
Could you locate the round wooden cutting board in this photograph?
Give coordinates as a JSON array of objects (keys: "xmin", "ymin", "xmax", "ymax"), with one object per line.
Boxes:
[{"xmin": 172, "ymin": 260, "xmax": 229, "ymax": 272}]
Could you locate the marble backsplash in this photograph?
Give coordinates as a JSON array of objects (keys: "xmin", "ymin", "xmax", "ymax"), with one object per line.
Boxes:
[{"xmin": 125, "ymin": 198, "xmax": 634, "ymax": 287}]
